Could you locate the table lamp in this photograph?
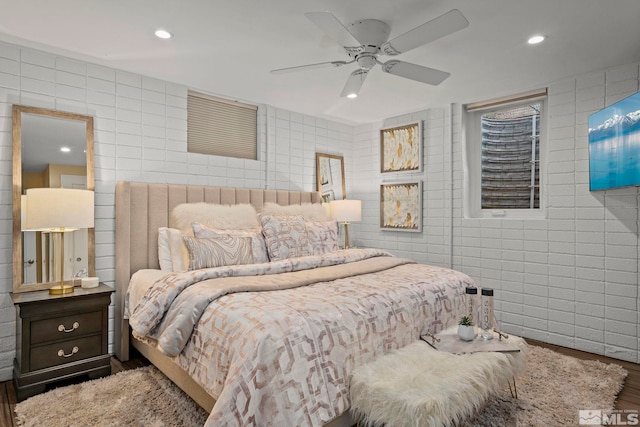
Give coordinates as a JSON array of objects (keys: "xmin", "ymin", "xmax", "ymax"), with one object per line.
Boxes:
[
  {"xmin": 329, "ymin": 199, "xmax": 361, "ymax": 249},
  {"xmin": 24, "ymin": 188, "xmax": 94, "ymax": 294}
]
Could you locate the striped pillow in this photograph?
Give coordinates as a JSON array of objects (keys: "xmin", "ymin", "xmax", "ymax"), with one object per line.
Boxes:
[{"xmin": 182, "ymin": 235, "xmax": 253, "ymax": 270}]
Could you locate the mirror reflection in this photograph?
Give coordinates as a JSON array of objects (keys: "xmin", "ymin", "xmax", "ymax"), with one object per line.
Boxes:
[
  {"xmin": 13, "ymin": 105, "xmax": 95, "ymax": 292},
  {"xmin": 316, "ymin": 153, "xmax": 345, "ymax": 202}
]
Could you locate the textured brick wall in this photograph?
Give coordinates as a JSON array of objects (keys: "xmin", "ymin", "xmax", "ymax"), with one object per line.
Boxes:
[
  {"xmin": 0, "ymin": 39, "xmax": 637, "ymax": 384},
  {"xmin": 351, "ymin": 62, "xmax": 640, "ymax": 363},
  {"xmin": 0, "ymin": 40, "xmax": 354, "ymax": 381}
]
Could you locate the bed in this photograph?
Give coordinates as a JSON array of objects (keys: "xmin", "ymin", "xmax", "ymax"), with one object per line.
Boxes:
[{"xmin": 114, "ymin": 181, "xmax": 473, "ymax": 427}]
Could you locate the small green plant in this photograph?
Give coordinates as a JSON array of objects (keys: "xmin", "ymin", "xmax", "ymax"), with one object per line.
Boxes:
[{"xmin": 459, "ymin": 315, "xmax": 474, "ymax": 327}]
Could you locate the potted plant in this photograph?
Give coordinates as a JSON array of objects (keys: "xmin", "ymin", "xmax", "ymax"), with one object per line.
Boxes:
[{"xmin": 458, "ymin": 315, "xmax": 476, "ymax": 341}]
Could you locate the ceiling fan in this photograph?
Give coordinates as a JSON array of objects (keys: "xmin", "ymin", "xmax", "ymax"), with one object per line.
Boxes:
[{"xmin": 271, "ymin": 9, "xmax": 469, "ymax": 98}]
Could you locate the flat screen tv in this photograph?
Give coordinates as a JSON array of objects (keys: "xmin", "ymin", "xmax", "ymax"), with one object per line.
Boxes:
[{"xmin": 588, "ymin": 90, "xmax": 640, "ymax": 191}]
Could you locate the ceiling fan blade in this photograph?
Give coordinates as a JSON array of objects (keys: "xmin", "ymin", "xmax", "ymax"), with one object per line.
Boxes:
[
  {"xmin": 381, "ymin": 9, "xmax": 469, "ymax": 56},
  {"xmin": 381, "ymin": 60, "xmax": 450, "ymax": 85},
  {"xmin": 340, "ymin": 69, "xmax": 369, "ymax": 97},
  {"xmin": 271, "ymin": 60, "xmax": 350, "ymax": 74},
  {"xmin": 305, "ymin": 12, "xmax": 363, "ymax": 52}
]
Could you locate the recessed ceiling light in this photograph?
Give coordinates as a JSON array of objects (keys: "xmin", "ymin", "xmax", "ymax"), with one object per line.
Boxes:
[
  {"xmin": 60, "ymin": 147, "xmax": 71, "ymax": 153},
  {"xmin": 155, "ymin": 29, "xmax": 172, "ymax": 39},
  {"xmin": 527, "ymin": 35, "xmax": 545, "ymax": 45},
  {"xmin": 346, "ymin": 93, "xmax": 358, "ymax": 99}
]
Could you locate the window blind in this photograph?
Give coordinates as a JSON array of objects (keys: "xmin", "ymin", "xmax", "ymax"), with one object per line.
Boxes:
[{"xmin": 187, "ymin": 91, "xmax": 257, "ymax": 160}]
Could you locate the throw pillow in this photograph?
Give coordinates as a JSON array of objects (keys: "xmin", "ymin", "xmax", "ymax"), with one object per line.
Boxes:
[
  {"xmin": 259, "ymin": 214, "xmax": 312, "ymax": 261},
  {"xmin": 182, "ymin": 235, "xmax": 253, "ymax": 270},
  {"xmin": 306, "ymin": 220, "xmax": 339, "ymax": 255},
  {"xmin": 192, "ymin": 223, "xmax": 269, "ymax": 264}
]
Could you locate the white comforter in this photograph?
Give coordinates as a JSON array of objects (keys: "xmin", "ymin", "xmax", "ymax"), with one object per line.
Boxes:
[{"xmin": 128, "ymin": 249, "xmax": 472, "ymax": 426}]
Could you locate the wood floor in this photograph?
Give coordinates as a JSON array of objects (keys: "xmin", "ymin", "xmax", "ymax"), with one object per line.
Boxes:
[{"xmin": 1, "ymin": 341, "xmax": 638, "ymax": 426}]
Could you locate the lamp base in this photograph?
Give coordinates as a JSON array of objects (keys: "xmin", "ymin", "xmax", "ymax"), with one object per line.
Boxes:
[
  {"xmin": 49, "ymin": 283, "xmax": 75, "ymax": 295},
  {"xmin": 343, "ymin": 221, "xmax": 351, "ymax": 249}
]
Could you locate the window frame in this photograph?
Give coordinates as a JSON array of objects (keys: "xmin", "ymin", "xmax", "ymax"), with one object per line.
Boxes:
[{"xmin": 463, "ymin": 90, "xmax": 547, "ymax": 219}]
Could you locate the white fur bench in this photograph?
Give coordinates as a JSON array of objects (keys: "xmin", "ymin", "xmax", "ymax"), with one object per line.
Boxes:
[{"xmin": 349, "ymin": 334, "xmax": 527, "ymax": 427}]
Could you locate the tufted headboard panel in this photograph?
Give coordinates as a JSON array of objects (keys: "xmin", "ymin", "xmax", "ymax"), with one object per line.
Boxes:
[{"xmin": 113, "ymin": 181, "xmax": 321, "ymax": 359}]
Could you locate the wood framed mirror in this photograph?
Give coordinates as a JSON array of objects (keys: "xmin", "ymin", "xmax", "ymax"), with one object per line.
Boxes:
[
  {"xmin": 316, "ymin": 153, "xmax": 346, "ymax": 202},
  {"xmin": 12, "ymin": 105, "xmax": 95, "ymax": 292}
]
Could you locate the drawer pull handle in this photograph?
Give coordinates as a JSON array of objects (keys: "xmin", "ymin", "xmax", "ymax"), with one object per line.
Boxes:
[
  {"xmin": 57, "ymin": 346, "xmax": 79, "ymax": 358},
  {"xmin": 58, "ymin": 322, "xmax": 80, "ymax": 333}
]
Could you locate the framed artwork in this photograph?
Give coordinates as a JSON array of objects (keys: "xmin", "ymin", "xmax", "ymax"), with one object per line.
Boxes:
[
  {"xmin": 380, "ymin": 181, "xmax": 422, "ymax": 232},
  {"xmin": 380, "ymin": 121, "xmax": 422, "ymax": 174},
  {"xmin": 321, "ymin": 190, "xmax": 335, "ymax": 203}
]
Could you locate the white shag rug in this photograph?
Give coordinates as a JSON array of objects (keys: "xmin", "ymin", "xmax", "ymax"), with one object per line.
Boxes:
[
  {"xmin": 350, "ymin": 338, "xmax": 528, "ymax": 427},
  {"xmin": 14, "ymin": 346, "xmax": 627, "ymax": 427},
  {"xmin": 463, "ymin": 345, "xmax": 628, "ymax": 427},
  {"xmin": 14, "ymin": 366, "xmax": 208, "ymax": 427}
]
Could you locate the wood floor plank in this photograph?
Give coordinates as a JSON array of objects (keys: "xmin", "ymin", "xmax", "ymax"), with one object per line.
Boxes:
[
  {"xmin": 525, "ymin": 339, "xmax": 559, "ymax": 351},
  {"xmin": 0, "ymin": 382, "xmax": 17, "ymax": 427}
]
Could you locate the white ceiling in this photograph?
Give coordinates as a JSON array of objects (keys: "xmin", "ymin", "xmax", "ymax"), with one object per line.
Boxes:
[{"xmin": 2, "ymin": 0, "xmax": 640, "ymax": 125}]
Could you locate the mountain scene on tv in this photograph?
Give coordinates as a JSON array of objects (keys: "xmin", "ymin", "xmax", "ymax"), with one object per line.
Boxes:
[{"xmin": 588, "ymin": 92, "xmax": 640, "ymax": 191}]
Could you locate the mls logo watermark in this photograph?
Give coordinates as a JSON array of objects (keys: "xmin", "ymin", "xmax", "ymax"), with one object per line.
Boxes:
[{"xmin": 579, "ymin": 409, "xmax": 639, "ymax": 425}]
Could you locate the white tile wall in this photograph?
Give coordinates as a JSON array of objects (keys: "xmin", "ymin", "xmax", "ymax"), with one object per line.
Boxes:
[
  {"xmin": 351, "ymin": 108, "xmax": 453, "ymax": 267},
  {"xmin": 0, "ymin": 41, "xmax": 354, "ymax": 381},
  {"xmin": 0, "ymin": 38, "xmax": 638, "ymax": 383},
  {"xmin": 351, "ymin": 63, "xmax": 640, "ymax": 363}
]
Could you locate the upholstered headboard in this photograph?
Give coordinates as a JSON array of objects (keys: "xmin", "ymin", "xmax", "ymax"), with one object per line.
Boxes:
[{"xmin": 114, "ymin": 181, "xmax": 322, "ymax": 360}]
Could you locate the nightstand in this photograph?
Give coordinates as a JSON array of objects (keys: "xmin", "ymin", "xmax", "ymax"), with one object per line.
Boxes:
[{"xmin": 11, "ymin": 284, "xmax": 114, "ymax": 401}]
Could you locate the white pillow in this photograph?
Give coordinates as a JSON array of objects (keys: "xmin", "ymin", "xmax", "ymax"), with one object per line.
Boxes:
[
  {"xmin": 157, "ymin": 227, "xmax": 189, "ymax": 272},
  {"xmin": 170, "ymin": 203, "xmax": 260, "ymax": 235},
  {"xmin": 261, "ymin": 202, "xmax": 328, "ymax": 220},
  {"xmin": 192, "ymin": 223, "xmax": 269, "ymax": 264}
]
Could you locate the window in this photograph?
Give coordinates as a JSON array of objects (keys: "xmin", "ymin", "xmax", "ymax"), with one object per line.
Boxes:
[
  {"xmin": 481, "ymin": 104, "xmax": 541, "ymax": 209},
  {"xmin": 464, "ymin": 89, "xmax": 547, "ymax": 218},
  {"xmin": 187, "ymin": 91, "xmax": 257, "ymax": 160}
]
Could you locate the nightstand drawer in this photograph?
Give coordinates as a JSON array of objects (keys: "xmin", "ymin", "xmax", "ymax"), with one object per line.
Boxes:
[
  {"xmin": 30, "ymin": 311, "xmax": 103, "ymax": 344},
  {"xmin": 12, "ymin": 284, "xmax": 114, "ymax": 401},
  {"xmin": 31, "ymin": 335, "xmax": 102, "ymax": 371}
]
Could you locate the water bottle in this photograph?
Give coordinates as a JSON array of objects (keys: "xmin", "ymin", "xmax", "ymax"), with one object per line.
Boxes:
[
  {"xmin": 481, "ymin": 288, "xmax": 494, "ymax": 340},
  {"xmin": 465, "ymin": 286, "xmax": 478, "ymax": 327}
]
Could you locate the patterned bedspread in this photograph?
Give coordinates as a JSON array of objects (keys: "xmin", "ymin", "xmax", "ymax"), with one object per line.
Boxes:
[{"xmin": 128, "ymin": 249, "xmax": 473, "ymax": 426}]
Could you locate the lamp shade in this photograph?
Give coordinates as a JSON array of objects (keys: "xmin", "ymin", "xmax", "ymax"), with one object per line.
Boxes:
[
  {"xmin": 25, "ymin": 188, "xmax": 94, "ymax": 230},
  {"xmin": 329, "ymin": 199, "xmax": 362, "ymax": 222},
  {"xmin": 322, "ymin": 202, "xmax": 332, "ymax": 219}
]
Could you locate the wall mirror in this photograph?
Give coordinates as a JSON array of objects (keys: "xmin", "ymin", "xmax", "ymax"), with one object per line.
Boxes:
[
  {"xmin": 316, "ymin": 153, "xmax": 346, "ymax": 202},
  {"xmin": 12, "ymin": 105, "xmax": 95, "ymax": 293}
]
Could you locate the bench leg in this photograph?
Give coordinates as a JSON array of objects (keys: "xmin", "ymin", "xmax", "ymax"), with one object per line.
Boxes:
[{"xmin": 508, "ymin": 377, "xmax": 518, "ymax": 399}]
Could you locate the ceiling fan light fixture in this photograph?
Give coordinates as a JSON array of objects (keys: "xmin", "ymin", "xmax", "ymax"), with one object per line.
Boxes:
[
  {"xmin": 155, "ymin": 29, "xmax": 172, "ymax": 39},
  {"xmin": 274, "ymin": 9, "xmax": 469, "ymax": 97},
  {"xmin": 527, "ymin": 35, "xmax": 545, "ymax": 45},
  {"xmin": 340, "ymin": 69, "xmax": 369, "ymax": 98}
]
